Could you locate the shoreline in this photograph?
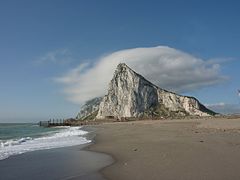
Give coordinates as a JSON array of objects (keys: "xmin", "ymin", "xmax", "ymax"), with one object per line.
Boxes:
[
  {"xmin": 0, "ymin": 126, "xmax": 113, "ymax": 180},
  {"xmin": 2, "ymin": 117, "xmax": 240, "ymax": 179},
  {"xmin": 89, "ymin": 118, "xmax": 240, "ymax": 180},
  {"xmin": 83, "ymin": 126, "xmax": 117, "ymax": 180}
]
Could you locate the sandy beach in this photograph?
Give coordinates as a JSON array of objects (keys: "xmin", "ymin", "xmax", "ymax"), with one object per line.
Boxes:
[
  {"xmin": 1, "ymin": 118, "xmax": 240, "ymax": 180},
  {"xmin": 89, "ymin": 117, "xmax": 240, "ymax": 180}
]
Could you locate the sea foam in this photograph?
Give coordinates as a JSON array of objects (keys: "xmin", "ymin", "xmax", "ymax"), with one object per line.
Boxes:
[{"xmin": 0, "ymin": 126, "xmax": 91, "ymax": 160}]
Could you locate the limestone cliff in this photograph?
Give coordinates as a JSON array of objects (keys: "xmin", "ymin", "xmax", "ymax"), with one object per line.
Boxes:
[
  {"xmin": 77, "ymin": 63, "xmax": 215, "ymax": 120},
  {"xmin": 76, "ymin": 97, "xmax": 102, "ymax": 120},
  {"xmin": 96, "ymin": 63, "xmax": 215, "ymax": 119}
]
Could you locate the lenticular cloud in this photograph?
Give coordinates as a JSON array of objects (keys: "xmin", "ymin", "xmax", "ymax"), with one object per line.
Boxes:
[{"xmin": 55, "ymin": 46, "xmax": 226, "ymax": 104}]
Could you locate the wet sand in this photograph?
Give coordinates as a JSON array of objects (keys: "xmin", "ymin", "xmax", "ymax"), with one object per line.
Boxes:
[
  {"xmin": 89, "ymin": 118, "xmax": 240, "ymax": 180},
  {"xmin": 0, "ymin": 132, "xmax": 113, "ymax": 180}
]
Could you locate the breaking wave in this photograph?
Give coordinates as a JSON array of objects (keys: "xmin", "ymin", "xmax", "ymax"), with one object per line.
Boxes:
[{"xmin": 0, "ymin": 127, "xmax": 91, "ymax": 160}]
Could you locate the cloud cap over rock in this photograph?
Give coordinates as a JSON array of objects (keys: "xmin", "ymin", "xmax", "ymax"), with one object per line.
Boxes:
[{"xmin": 55, "ymin": 46, "xmax": 227, "ymax": 104}]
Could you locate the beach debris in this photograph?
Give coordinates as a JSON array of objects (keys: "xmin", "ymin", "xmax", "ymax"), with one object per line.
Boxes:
[
  {"xmin": 199, "ymin": 140, "xmax": 204, "ymax": 143},
  {"xmin": 133, "ymin": 148, "xmax": 138, "ymax": 151}
]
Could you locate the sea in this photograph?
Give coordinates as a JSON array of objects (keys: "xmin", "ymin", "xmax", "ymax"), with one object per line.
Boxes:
[{"xmin": 0, "ymin": 123, "xmax": 91, "ymax": 160}]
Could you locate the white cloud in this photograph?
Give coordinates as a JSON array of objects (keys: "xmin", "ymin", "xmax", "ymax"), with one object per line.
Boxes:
[
  {"xmin": 205, "ymin": 102, "xmax": 226, "ymax": 107},
  {"xmin": 35, "ymin": 49, "xmax": 73, "ymax": 65},
  {"xmin": 206, "ymin": 103, "xmax": 240, "ymax": 114},
  {"xmin": 55, "ymin": 46, "xmax": 227, "ymax": 104}
]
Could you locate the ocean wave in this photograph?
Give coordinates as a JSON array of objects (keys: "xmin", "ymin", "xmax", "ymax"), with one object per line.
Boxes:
[
  {"xmin": 0, "ymin": 137, "xmax": 33, "ymax": 147},
  {"xmin": 0, "ymin": 126, "xmax": 91, "ymax": 160}
]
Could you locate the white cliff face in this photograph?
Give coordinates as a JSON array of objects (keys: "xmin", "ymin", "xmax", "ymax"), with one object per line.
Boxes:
[
  {"xmin": 76, "ymin": 97, "xmax": 102, "ymax": 120},
  {"xmin": 96, "ymin": 63, "xmax": 159, "ymax": 119},
  {"xmin": 157, "ymin": 90, "xmax": 210, "ymax": 116},
  {"xmin": 96, "ymin": 63, "xmax": 215, "ymax": 119}
]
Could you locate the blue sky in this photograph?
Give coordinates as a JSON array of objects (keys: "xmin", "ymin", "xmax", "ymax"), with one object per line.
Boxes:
[{"xmin": 0, "ymin": 0, "xmax": 240, "ymax": 122}]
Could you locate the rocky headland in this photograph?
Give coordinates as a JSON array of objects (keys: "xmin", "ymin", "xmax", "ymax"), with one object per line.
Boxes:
[{"xmin": 76, "ymin": 63, "xmax": 215, "ymax": 121}]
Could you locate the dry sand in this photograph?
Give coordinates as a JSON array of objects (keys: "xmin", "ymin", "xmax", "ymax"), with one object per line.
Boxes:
[{"xmin": 89, "ymin": 117, "xmax": 240, "ymax": 180}]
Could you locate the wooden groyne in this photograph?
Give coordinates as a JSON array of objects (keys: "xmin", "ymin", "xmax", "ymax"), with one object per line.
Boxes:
[{"xmin": 39, "ymin": 119, "xmax": 71, "ymax": 127}]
